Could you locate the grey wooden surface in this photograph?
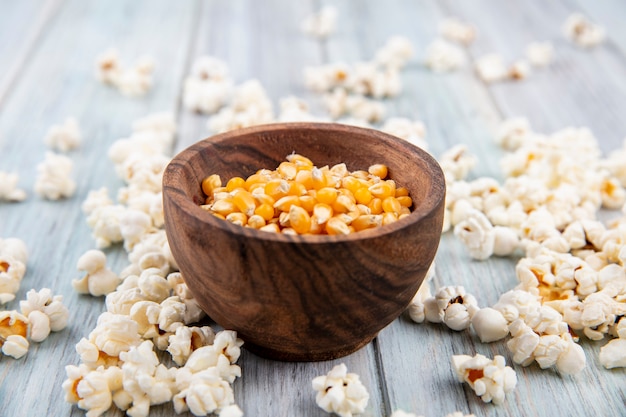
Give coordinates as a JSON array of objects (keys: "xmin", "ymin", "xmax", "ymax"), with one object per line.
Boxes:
[{"xmin": 1, "ymin": 1, "xmax": 625, "ymax": 416}]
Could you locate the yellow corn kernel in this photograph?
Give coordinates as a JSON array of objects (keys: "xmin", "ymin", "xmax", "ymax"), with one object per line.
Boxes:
[
  {"xmin": 211, "ymin": 212, "xmax": 226, "ymax": 220},
  {"xmin": 346, "ymin": 209, "xmax": 361, "ymax": 222},
  {"xmin": 252, "ymin": 192, "xmax": 275, "ymax": 206},
  {"xmin": 368, "ymin": 163, "xmax": 388, "ymax": 179},
  {"xmin": 254, "ymin": 203, "xmax": 275, "ymax": 221},
  {"xmin": 287, "ymin": 153, "xmax": 314, "ymax": 167},
  {"xmin": 332, "ymin": 194, "xmax": 357, "ymax": 213},
  {"xmin": 368, "ymin": 198, "xmax": 383, "ymax": 214},
  {"xmin": 298, "ymin": 195, "xmax": 316, "ymax": 213},
  {"xmin": 265, "ymin": 179, "xmax": 290, "ymax": 200},
  {"xmin": 313, "ymin": 203, "xmax": 333, "ymax": 224},
  {"xmin": 289, "ymin": 205, "xmax": 312, "ymax": 234},
  {"xmin": 354, "ymin": 187, "xmax": 373, "ymax": 205},
  {"xmin": 278, "ymin": 162, "xmax": 297, "ymax": 180},
  {"xmin": 259, "ymin": 223, "xmax": 280, "ymax": 233},
  {"xmin": 341, "ymin": 176, "xmax": 363, "ymax": 194},
  {"xmin": 210, "ymin": 199, "xmax": 236, "ymax": 216},
  {"xmin": 316, "ymin": 187, "xmax": 338, "ymax": 205},
  {"xmin": 352, "ymin": 214, "xmax": 383, "ymax": 231},
  {"xmin": 311, "ymin": 167, "xmax": 327, "ymax": 189},
  {"xmin": 247, "ymin": 214, "xmax": 266, "ymax": 229},
  {"xmin": 330, "ymin": 162, "xmax": 348, "ymax": 177},
  {"xmin": 247, "ymin": 182, "xmax": 266, "ymax": 193},
  {"xmin": 399, "ymin": 213, "xmax": 410, "ymax": 221},
  {"xmin": 356, "ymin": 204, "xmax": 371, "ymax": 215},
  {"xmin": 400, "ymin": 206, "xmax": 411, "ymax": 215},
  {"xmin": 232, "ymin": 189, "xmax": 256, "ymax": 216},
  {"xmin": 325, "ymin": 217, "xmax": 351, "ymax": 235},
  {"xmin": 200, "ymin": 204, "xmax": 212, "ymax": 211},
  {"xmin": 245, "ymin": 173, "xmax": 268, "ymax": 190},
  {"xmin": 288, "ymin": 181, "xmax": 307, "ymax": 197},
  {"xmin": 395, "ymin": 187, "xmax": 410, "ymax": 197},
  {"xmin": 201, "ymin": 174, "xmax": 222, "ymax": 196},
  {"xmin": 368, "ymin": 180, "xmax": 395, "ymax": 199},
  {"xmin": 309, "ymin": 217, "xmax": 324, "ymax": 234},
  {"xmin": 226, "ymin": 212, "xmax": 247, "ymax": 226},
  {"xmin": 278, "ymin": 211, "xmax": 291, "ymax": 227},
  {"xmin": 274, "ymin": 195, "xmax": 300, "ymax": 212},
  {"xmin": 382, "ymin": 212, "xmax": 398, "ymax": 226},
  {"xmin": 338, "ymin": 188, "xmax": 356, "ymax": 201},
  {"xmin": 226, "ymin": 176, "xmax": 246, "ymax": 192},
  {"xmin": 397, "ymin": 196, "xmax": 413, "ymax": 208},
  {"xmin": 204, "ymin": 196, "xmax": 213, "ymax": 205},
  {"xmin": 351, "ymin": 170, "xmax": 370, "ymax": 180},
  {"xmin": 282, "ymin": 228, "xmax": 298, "ymax": 235},
  {"xmin": 334, "ymin": 213, "xmax": 355, "ymax": 224},
  {"xmin": 382, "ymin": 196, "xmax": 402, "ymax": 214},
  {"xmin": 295, "ymin": 169, "xmax": 314, "ymax": 189}
]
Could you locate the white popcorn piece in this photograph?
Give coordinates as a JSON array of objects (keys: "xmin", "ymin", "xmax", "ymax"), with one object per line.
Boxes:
[
  {"xmin": 301, "ymin": 5, "xmax": 338, "ymax": 39},
  {"xmin": 63, "ymin": 364, "xmax": 123, "ymax": 416},
  {"xmin": 74, "ymin": 250, "xmax": 121, "ymax": 296},
  {"xmin": 19, "ymin": 288, "xmax": 69, "ymax": 332},
  {"xmin": 95, "ymin": 48, "xmax": 122, "ymax": 85},
  {"xmin": 312, "ymin": 363, "xmax": 369, "ymax": 417},
  {"xmin": 183, "ymin": 68, "xmax": 233, "ymax": 114},
  {"xmin": 0, "ymin": 171, "xmax": 27, "ymax": 202},
  {"xmin": 439, "ymin": 144, "xmax": 477, "ymax": 182},
  {"xmin": 454, "ymin": 209, "xmax": 496, "ymax": 260},
  {"xmin": 599, "ymin": 338, "xmax": 626, "ymax": 369},
  {"xmin": 474, "ymin": 54, "xmax": 507, "ymax": 83},
  {"xmin": 408, "ymin": 282, "xmax": 432, "ymax": 324},
  {"xmin": 0, "ymin": 237, "xmax": 28, "ymax": 264},
  {"xmin": 563, "ymin": 13, "xmax": 605, "ymax": 48},
  {"xmin": 44, "ymin": 117, "xmax": 81, "ymax": 152},
  {"xmin": 433, "ymin": 286, "xmax": 479, "ymax": 330},
  {"xmin": 0, "ymin": 310, "xmax": 29, "ymax": 352},
  {"xmin": 87, "ymin": 204, "xmax": 126, "ymax": 248},
  {"xmin": 493, "ymin": 226, "xmax": 520, "ymax": 256},
  {"xmin": 117, "ymin": 56, "xmax": 155, "ymax": 97},
  {"xmin": 167, "ymin": 325, "xmax": 215, "ymax": 366},
  {"xmin": 471, "ymin": 307, "xmax": 509, "ymax": 343},
  {"xmin": 508, "ymin": 60, "xmax": 531, "ymax": 81},
  {"xmin": 27, "ymin": 310, "xmax": 51, "ymax": 342},
  {"xmin": 119, "ymin": 208, "xmax": 153, "ymax": 250},
  {"xmin": 425, "ymin": 39, "xmax": 465, "ymax": 72},
  {"xmin": 525, "ymin": 42, "xmax": 554, "ymax": 67},
  {"xmin": 439, "ymin": 17, "xmax": 476, "ymax": 46},
  {"xmin": 34, "ymin": 151, "xmax": 76, "ymax": 200},
  {"xmin": 495, "ymin": 117, "xmax": 532, "ymax": 151},
  {"xmin": 277, "ymin": 96, "xmax": 321, "ymax": 122},
  {"xmin": 2, "ymin": 334, "xmax": 29, "ymax": 359},
  {"xmin": 493, "ymin": 289, "xmax": 542, "ymax": 323},
  {"xmin": 380, "ymin": 117, "xmax": 427, "ymax": 150},
  {"xmin": 304, "ymin": 62, "xmax": 352, "ymax": 93},
  {"xmin": 82, "ymin": 187, "xmax": 113, "ymax": 216},
  {"xmin": 451, "ymin": 354, "xmax": 517, "ymax": 405},
  {"xmin": 173, "ymin": 367, "xmax": 235, "ymax": 416},
  {"xmin": 324, "ymin": 88, "xmax": 385, "ymax": 122},
  {"xmin": 0, "ymin": 254, "xmax": 26, "ymax": 304},
  {"xmin": 219, "ymin": 404, "xmax": 244, "ymax": 417},
  {"xmin": 87, "ymin": 312, "xmax": 142, "ymax": 358},
  {"xmin": 374, "ymin": 36, "xmax": 414, "ymax": 70}
]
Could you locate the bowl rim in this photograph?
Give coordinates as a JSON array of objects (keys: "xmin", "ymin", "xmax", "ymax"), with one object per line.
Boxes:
[{"xmin": 163, "ymin": 122, "xmax": 446, "ymax": 244}]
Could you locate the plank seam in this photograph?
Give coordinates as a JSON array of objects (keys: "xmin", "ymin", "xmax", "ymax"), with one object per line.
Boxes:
[{"xmin": 372, "ymin": 336, "xmax": 392, "ymax": 417}]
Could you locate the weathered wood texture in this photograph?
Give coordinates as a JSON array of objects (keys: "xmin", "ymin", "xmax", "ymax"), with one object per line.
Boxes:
[{"xmin": 1, "ymin": 1, "xmax": 625, "ymax": 416}]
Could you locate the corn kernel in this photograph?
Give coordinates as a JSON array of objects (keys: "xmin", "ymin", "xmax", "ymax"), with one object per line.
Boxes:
[
  {"xmin": 282, "ymin": 228, "xmax": 298, "ymax": 235},
  {"xmin": 382, "ymin": 196, "xmax": 402, "ymax": 214},
  {"xmin": 226, "ymin": 176, "xmax": 246, "ymax": 192},
  {"xmin": 247, "ymin": 214, "xmax": 266, "ymax": 229},
  {"xmin": 202, "ymin": 174, "xmax": 222, "ymax": 196},
  {"xmin": 259, "ymin": 223, "xmax": 280, "ymax": 233},
  {"xmin": 232, "ymin": 189, "xmax": 256, "ymax": 216},
  {"xmin": 278, "ymin": 211, "xmax": 291, "ymax": 227},
  {"xmin": 341, "ymin": 176, "xmax": 363, "ymax": 194},
  {"xmin": 330, "ymin": 163, "xmax": 348, "ymax": 177},
  {"xmin": 395, "ymin": 187, "xmax": 410, "ymax": 197},
  {"xmin": 356, "ymin": 204, "xmax": 371, "ymax": 215},
  {"xmin": 332, "ymin": 195, "xmax": 357, "ymax": 213},
  {"xmin": 298, "ymin": 195, "xmax": 316, "ymax": 213},
  {"xmin": 247, "ymin": 182, "xmax": 266, "ymax": 193},
  {"xmin": 288, "ymin": 181, "xmax": 307, "ymax": 197},
  {"xmin": 397, "ymin": 195, "xmax": 413, "ymax": 207},
  {"xmin": 245, "ymin": 173, "xmax": 268, "ymax": 190},
  {"xmin": 382, "ymin": 212, "xmax": 398, "ymax": 225},
  {"xmin": 369, "ymin": 181, "xmax": 395, "ymax": 199},
  {"xmin": 253, "ymin": 193, "xmax": 275, "ymax": 206},
  {"xmin": 313, "ymin": 203, "xmax": 333, "ymax": 224},
  {"xmin": 316, "ymin": 187, "xmax": 338, "ymax": 205},
  {"xmin": 368, "ymin": 163, "xmax": 388, "ymax": 179},
  {"xmin": 211, "ymin": 212, "xmax": 226, "ymax": 220},
  {"xmin": 254, "ymin": 203, "xmax": 275, "ymax": 221},
  {"xmin": 265, "ymin": 179, "xmax": 290, "ymax": 199},
  {"xmin": 295, "ymin": 169, "xmax": 314, "ymax": 189},
  {"xmin": 354, "ymin": 187, "xmax": 373, "ymax": 205},
  {"xmin": 352, "ymin": 214, "xmax": 383, "ymax": 231},
  {"xmin": 368, "ymin": 198, "xmax": 383, "ymax": 214},
  {"xmin": 274, "ymin": 195, "xmax": 300, "ymax": 212},
  {"xmin": 351, "ymin": 170, "xmax": 370, "ymax": 179},
  {"xmin": 211, "ymin": 199, "xmax": 236, "ymax": 216},
  {"xmin": 309, "ymin": 217, "xmax": 324, "ymax": 234},
  {"xmin": 226, "ymin": 212, "xmax": 247, "ymax": 226},
  {"xmin": 278, "ymin": 162, "xmax": 297, "ymax": 180},
  {"xmin": 400, "ymin": 206, "xmax": 411, "ymax": 215},
  {"xmin": 311, "ymin": 167, "xmax": 327, "ymax": 189},
  {"xmin": 325, "ymin": 217, "xmax": 351, "ymax": 235},
  {"xmin": 286, "ymin": 153, "xmax": 314, "ymax": 168},
  {"xmin": 289, "ymin": 205, "xmax": 312, "ymax": 234}
]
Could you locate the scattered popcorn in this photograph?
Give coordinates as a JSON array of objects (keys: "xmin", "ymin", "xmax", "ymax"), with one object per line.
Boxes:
[
  {"xmin": 82, "ymin": 187, "xmax": 113, "ymax": 215},
  {"xmin": 312, "ymin": 363, "xmax": 369, "ymax": 417},
  {"xmin": 471, "ymin": 307, "xmax": 509, "ymax": 343},
  {"xmin": 27, "ymin": 310, "xmax": 51, "ymax": 342},
  {"xmin": 563, "ymin": 13, "xmax": 605, "ymax": 48},
  {"xmin": 0, "ymin": 171, "xmax": 27, "ymax": 202},
  {"xmin": 495, "ymin": 117, "xmax": 532, "ymax": 151},
  {"xmin": 599, "ymin": 338, "xmax": 626, "ymax": 369},
  {"xmin": 451, "ymin": 354, "xmax": 517, "ymax": 405},
  {"xmin": 95, "ymin": 48, "xmax": 122, "ymax": 85},
  {"xmin": 439, "ymin": 17, "xmax": 476, "ymax": 46},
  {"xmin": 324, "ymin": 88, "xmax": 386, "ymax": 122},
  {"xmin": 439, "ymin": 145, "xmax": 477, "ymax": 182},
  {"xmin": 301, "ymin": 5, "xmax": 338, "ymax": 39},
  {"xmin": 73, "ymin": 250, "xmax": 121, "ymax": 296},
  {"xmin": 95, "ymin": 49, "xmax": 155, "ymax": 97},
  {"xmin": 380, "ymin": 117, "xmax": 427, "ymax": 150},
  {"xmin": 425, "ymin": 39, "xmax": 465, "ymax": 72},
  {"xmin": 508, "ymin": 60, "xmax": 531, "ymax": 81},
  {"xmin": 474, "ymin": 54, "xmax": 507, "ymax": 83},
  {"xmin": 0, "ymin": 239, "xmax": 27, "ymax": 304},
  {"xmin": 219, "ymin": 404, "xmax": 244, "ymax": 417},
  {"xmin": 167, "ymin": 325, "xmax": 215, "ymax": 366},
  {"xmin": 44, "ymin": 117, "xmax": 81, "ymax": 152},
  {"xmin": 408, "ymin": 282, "xmax": 432, "ymax": 324},
  {"xmin": 454, "ymin": 209, "xmax": 495, "ymax": 260},
  {"xmin": 374, "ymin": 36, "xmax": 414, "ymax": 70},
  {"xmin": 34, "ymin": 151, "xmax": 76, "ymax": 200},
  {"xmin": 525, "ymin": 42, "xmax": 554, "ymax": 67},
  {"xmin": 277, "ymin": 96, "xmax": 321, "ymax": 122},
  {"xmin": 19, "ymin": 288, "xmax": 69, "ymax": 332},
  {"xmin": 183, "ymin": 56, "xmax": 233, "ymax": 114},
  {"xmin": 2, "ymin": 334, "xmax": 29, "ymax": 359}
]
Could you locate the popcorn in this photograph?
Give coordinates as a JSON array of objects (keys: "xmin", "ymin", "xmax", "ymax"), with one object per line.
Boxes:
[
  {"xmin": 0, "ymin": 171, "xmax": 27, "ymax": 202},
  {"xmin": 424, "ymin": 39, "xmax": 465, "ymax": 72},
  {"xmin": 495, "ymin": 117, "xmax": 532, "ymax": 151},
  {"xmin": 73, "ymin": 250, "xmax": 121, "ymax": 296},
  {"xmin": 82, "ymin": 187, "xmax": 113, "ymax": 215},
  {"xmin": 0, "ymin": 254, "xmax": 26, "ymax": 304},
  {"xmin": 380, "ymin": 117, "xmax": 427, "ymax": 150},
  {"xmin": 471, "ymin": 307, "xmax": 509, "ymax": 343},
  {"xmin": 173, "ymin": 367, "xmax": 235, "ymax": 415},
  {"xmin": 25, "ymin": 309, "xmax": 50, "ymax": 342},
  {"xmin": 63, "ymin": 364, "xmax": 123, "ymax": 417},
  {"xmin": 374, "ymin": 36, "xmax": 414, "ymax": 70},
  {"xmin": 44, "ymin": 117, "xmax": 81, "ymax": 152},
  {"xmin": 86, "ymin": 205, "xmax": 126, "ymax": 248},
  {"xmin": 277, "ymin": 96, "xmax": 321, "ymax": 122},
  {"xmin": 34, "ymin": 151, "xmax": 76, "ymax": 200},
  {"xmin": 95, "ymin": 49, "xmax": 155, "ymax": 97},
  {"xmin": 563, "ymin": 13, "xmax": 605, "ymax": 48},
  {"xmin": 508, "ymin": 60, "xmax": 531, "ymax": 81},
  {"xmin": 300, "ymin": 5, "xmax": 338, "ymax": 39},
  {"xmin": 183, "ymin": 56, "xmax": 233, "ymax": 114},
  {"xmin": 0, "ymin": 237, "xmax": 28, "ymax": 265},
  {"xmin": 451, "ymin": 354, "xmax": 517, "ymax": 405},
  {"xmin": 599, "ymin": 338, "xmax": 626, "ymax": 369},
  {"xmin": 439, "ymin": 145, "xmax": 477, "ymax": 182},
  {"xmin": 474, "ymin": 54, "xmax": 507, "ymax": 83},
  {"xmin": 454, "ymin": 209, "xmax": 496, "ymax": 260},
  {"xmin": 435, "ymin": 286, "xmax": 479, "ymax": 330},
  {"xmin": 219, "ymin": 405, "xmax": 244, "ymax": 417},
  {"xmin": 95, "ymin": 48, "xmax": 122, "ymax": 84},
  {"xmin": 324, "ymin": 88, "xmax": 386, "ymax": 122},
  {"xmin": 167, "ymin": 325, "xmax": 215, "ymax": 366},
  {"xmin": 408, "ymin": 282, "xmax": 432, "ymax": 324},
  {"xmin": 439, "ymin": 17, "xmax": 476, "ymax": 46},
  {"xmin": 312, "ymin": 363, "xmax": 369, "ymax": 417},
  {"xmin": 2, "ymin": 334, "xmax": 29, "ymax": 359},
  {"xmin": 83, "ymin": 312, "xmax": 142, "ymax": 359},
  {"xmin": 525, "ymin": 42, "xmax": 554, "ymax": 67}
]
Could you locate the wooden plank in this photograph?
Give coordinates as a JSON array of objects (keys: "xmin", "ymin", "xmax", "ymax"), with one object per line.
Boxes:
[
  {"xmin": 0, "ymin": 0, "xmax": 199, "ymax": 416},
  {"xmin": 0, "ymin": 0, "xmax": 64, "ymax": 107}
]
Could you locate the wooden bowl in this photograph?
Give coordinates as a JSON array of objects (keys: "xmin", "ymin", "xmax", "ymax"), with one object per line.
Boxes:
[{"xmin": 163, "ymin": 122, "xmax": 445, "ymax": 361}]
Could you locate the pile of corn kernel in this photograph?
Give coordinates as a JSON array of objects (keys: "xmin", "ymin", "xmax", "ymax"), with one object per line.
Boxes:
[{"xmin": 199, "ymin": 154, "xmax": 413, "ymax": 235}]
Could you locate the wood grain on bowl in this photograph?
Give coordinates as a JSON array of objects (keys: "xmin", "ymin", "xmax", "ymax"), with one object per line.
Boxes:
[{"xmin": 163, "ymin": 122, "xmax": 446, "ymax": 361}]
